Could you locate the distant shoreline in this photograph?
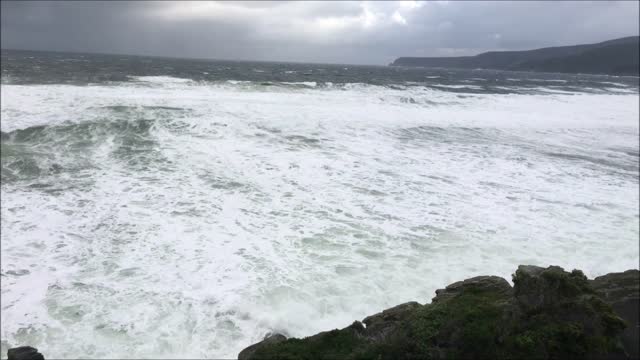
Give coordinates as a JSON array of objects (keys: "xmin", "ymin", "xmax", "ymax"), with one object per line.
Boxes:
[{"xmin": 391, "ymin": 36, "xmax": 640, "ymax": 77}]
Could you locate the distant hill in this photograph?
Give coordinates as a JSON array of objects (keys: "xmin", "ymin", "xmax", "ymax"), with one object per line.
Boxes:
[{"xmin": 391, "ymin": 36, "xmax": 639, "ymax": 76}]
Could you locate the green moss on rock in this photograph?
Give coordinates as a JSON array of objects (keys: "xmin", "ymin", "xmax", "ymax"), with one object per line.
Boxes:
[
  {"xmin": 240, "ymin": 266, "xmax": 635, "ymax": 360},
  {"xmin": 247, "ymin": 323, "xmax": 369, "ymax": 360}
]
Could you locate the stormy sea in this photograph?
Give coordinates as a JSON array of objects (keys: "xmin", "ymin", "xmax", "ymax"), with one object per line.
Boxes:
[{"xmin": 1, "ymin": 50, "xmax": 639, "ymax": 358}]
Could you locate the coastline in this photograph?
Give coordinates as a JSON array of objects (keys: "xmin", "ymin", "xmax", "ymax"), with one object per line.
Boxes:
[{"xmin": 238, "ymin": 265, "xmax": 639, "ymax": 360}]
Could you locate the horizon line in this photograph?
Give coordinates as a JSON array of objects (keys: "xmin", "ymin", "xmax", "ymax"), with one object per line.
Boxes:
[{"xmin": 0, "ymin": 47, "xmax": 387, "ymax": 68}]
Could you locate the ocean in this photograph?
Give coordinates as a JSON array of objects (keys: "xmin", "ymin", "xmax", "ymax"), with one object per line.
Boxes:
[{"xmin": 1, "ymin": 49, "xmax": 639, "ymax": 358}]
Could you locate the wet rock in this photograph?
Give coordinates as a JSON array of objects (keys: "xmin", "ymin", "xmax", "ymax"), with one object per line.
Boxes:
[
  {"xmin": 591, "ymin": 269, "xmax": 640, "ymax": 359},
  {"xmin": 511, "ymin": 265, "xmax": 627, "ymax": 360},
  {"xmin": 362, "ymin": 302, "xmax": 420, "ymax": 327},
  {"xmin": 238, "ymin": 333, "xmax": 287, "ymax": 360},
  {"xmin": 432, "ymin": 275, "xmax": 512, "ymax": 303},
  {"xmin": 7, "ymin": 347, "xmax": 44, "ymax": 360},
  {"xmin": 513, "ymin": 265, "xmax": 593, "ymax": 310},
  {"xmin": 239, "ymin": 265, "xmax": 635, "ymax": 360}
]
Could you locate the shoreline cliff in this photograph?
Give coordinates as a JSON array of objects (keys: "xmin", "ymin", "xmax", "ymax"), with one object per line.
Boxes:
[{"xmin": 239, "ymin": 265, "xmax": 639, "ymax": 360}]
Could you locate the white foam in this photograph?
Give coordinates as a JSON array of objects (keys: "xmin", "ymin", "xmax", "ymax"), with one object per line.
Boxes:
[
  {"xmin": 226, "ymin": 80, "xmax": 250, "ymax": 85},
  {"xmin": 431, "ymin": 84, "xmax": 484, "ymax": 90},
  {"xmin": 598, "ymin": 81, "xmax": 628, "ymax": 87},
  {"xmin": 131, "ymin": 76, "xmax": 193, "ymax": 84},
  {"xmin": 1, "ymin": 81, "xmax": 638, "ymax": 358},
  {"xmin": 281, "ymin": 81, "xmax": 317, "ymax": 87}
]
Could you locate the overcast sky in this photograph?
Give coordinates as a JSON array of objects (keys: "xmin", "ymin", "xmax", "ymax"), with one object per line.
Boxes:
[{"xmin": 2, "ymin": 1, "xmax": 639, "ymax": 65}]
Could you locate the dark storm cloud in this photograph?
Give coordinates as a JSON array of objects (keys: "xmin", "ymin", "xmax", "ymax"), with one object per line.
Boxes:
[{"xmin": 1, "ymin": 1, "xmax": 638, "ymax": 65}]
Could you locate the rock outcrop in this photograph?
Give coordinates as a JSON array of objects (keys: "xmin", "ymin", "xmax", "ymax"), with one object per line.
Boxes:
[
  {"xmin": 591, "ymin": 270, "xmax": 640, "ymax": 359},
  {"xmin": 238, "ymin": 334, "xmax": 288, "ymax": 360},
  {"xmin": 239, "ymin": 266, "xmax": 639, "ymax": 360},
  {"xmin": 7, "ymin": 347, "xmax": 44, "ymax": 360}
]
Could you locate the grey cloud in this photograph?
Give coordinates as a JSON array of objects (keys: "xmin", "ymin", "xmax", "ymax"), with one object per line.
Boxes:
[{"xmin": 1, "ymin": 1, "xmax": 638, "ymax": 65}]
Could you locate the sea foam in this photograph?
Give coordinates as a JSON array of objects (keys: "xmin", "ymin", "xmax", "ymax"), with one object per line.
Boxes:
[{"xmin": 1, "ymin": 77, "xmax": 638, "ymax": 358}]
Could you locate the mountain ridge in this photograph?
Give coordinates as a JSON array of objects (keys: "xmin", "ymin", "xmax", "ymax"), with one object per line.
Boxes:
[{"xmin": 391, "ymin": 36, "xmax": 640, "ymax": 76}]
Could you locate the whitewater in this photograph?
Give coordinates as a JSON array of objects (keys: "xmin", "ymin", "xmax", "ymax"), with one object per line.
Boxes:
[{"xmin": 1, "ymin": 52, "xmax": 639, "ymax": 358}]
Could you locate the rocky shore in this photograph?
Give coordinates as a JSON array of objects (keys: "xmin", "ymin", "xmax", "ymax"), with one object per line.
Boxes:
[
  {"xmin": 239, "ymin": 265, "xmax": 639, "ymax": 360},
  {"xmin": 7, "ymin": 265, "xmax": 638, "ymax": 360}
]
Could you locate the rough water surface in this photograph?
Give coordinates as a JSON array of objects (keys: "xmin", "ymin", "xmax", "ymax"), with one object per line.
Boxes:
[{"xmin": 1, "ymin": 50, "xmax": 639, "ymax": 358}]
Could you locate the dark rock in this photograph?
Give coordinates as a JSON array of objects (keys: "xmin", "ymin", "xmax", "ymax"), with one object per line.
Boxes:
[
  {"xmin": 346, "ymin": 321, "xmax": 365, "ymax": 333},
  {"xmin": 239, "ymin": 265, "xmax": 636, "ymax": 360},
  {"xmin": 7, "ymin": 347, "xmax": 44, "ymax": 360},
  {"xmin": 512, "ymin": 265, "xmax": 593, "ymax": 310},
  {"xmin": 433, "ymin": 275, "xmax": 512, "ymax": 303},
  {"xmin": 238, "ymin": 333, "xmax": 287, "ymax": 360},
  {"xmin": 362, "ymin": 302, "xmax": 421, "ymax": 342},
  {"xmin": 591, "ymin": 270, "xmax": 640, "ymax": 359},
  {"xmin": 511, "ymin": 265, "xmax": 628, "ymax": 360},
  {"xmin": 362, "ymin": 302, "xmax": 420, "ymax": 327}
]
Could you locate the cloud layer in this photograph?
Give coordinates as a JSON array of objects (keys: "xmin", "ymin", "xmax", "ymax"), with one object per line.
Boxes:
[{"xmin": 2, "ymin": 1, "xmax": 638, "ymax": 64}]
